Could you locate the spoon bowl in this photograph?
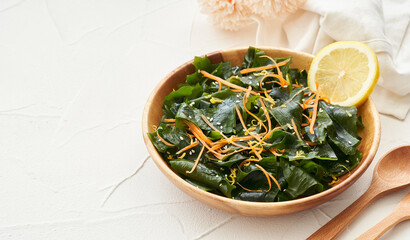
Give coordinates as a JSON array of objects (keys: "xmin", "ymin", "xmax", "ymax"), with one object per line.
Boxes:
[{"xmin": 375, "ymin": 145, "xmax": 410, "ymax": 184}]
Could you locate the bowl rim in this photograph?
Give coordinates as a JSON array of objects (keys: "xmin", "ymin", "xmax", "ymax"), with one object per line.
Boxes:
[{"xmin": 142, "ymin": 46, "xmax": 381, "ymax": 210}]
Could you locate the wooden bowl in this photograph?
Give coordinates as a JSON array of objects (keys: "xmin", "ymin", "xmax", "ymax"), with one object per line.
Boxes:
[{"xmin": 142, "ymin": 47, "xmax": 381, "ymax": 216}]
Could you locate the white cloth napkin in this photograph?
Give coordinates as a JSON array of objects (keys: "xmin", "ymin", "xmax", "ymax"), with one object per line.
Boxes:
[{"xmin": 255, "ymin": 0, "xmax": 410, "ymax": 119}]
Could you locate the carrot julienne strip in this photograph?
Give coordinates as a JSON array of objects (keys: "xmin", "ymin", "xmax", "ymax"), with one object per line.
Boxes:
[
  {"xmin": 184, "ymin": 120, "xmax": 223, "ymax": 159},
  {"xmin": 309, "ymin": 92, "xmax": 320, "ymax": 134},
  {"xmin": 164, "ymin": 119, "xmax": 176, "ymax": 123},
  {"xmin": 254, "ymin": 164, "xmax": 272, "ymax": 192},
  {"xmin": 184, "ymin": 120, "xmax": 213, "ymax": 145},
  {"xmin": 186, "ymin": 145, "xmax": 205, "ymax": 174},
  {"xmin": 156, "ymin": 131, "xmax": 175, "ymax": 147},
  {"xmin": 305, "ymin": 141, "xmax": 318, "ymax": 146},
  {"xmin": 239, "ymin": 58, "xmax": 290, "ymax": 74},
  {"xmin": 260, "ymin": 99, "xmax": 271, "ymax": 133},
  {"xmin": 200, "ymin": 115, "xmax": 248, "ymax": 150},
  {"xmin": 239, "ymin": 158, "xmax": 260, "ymax": 168},
  {"xmin": 243, "ymin": 87, "xmax": 267, "ymax": 132},
  {"xmin": 237, "ymin": 182, "xmax": 263, "ymax": 192},
  {"xmin": 302, "ymin": 113, "xmax": 310, "ymax": 121},
  {"xmin": 200, "ymin": 70, "xmax": 257, "ymax": 95},
  {"xmin": 234, "ymin": 104, "xmax": 262, "ymax": 142},
  {"xmin": 260, "ymin": 56, "xmax": 287, "ymax": 83},
  {"xmin": 200, "ymin": 115, "xmax": 227, "ymax": 138},
  {"xmin": 284, "ymin": 87, "xmax": 309, "ymax": 104},
  {"xmin": 259, "ymin": 73, "xmax": 286, "ymax": 88},
  {"xmin": 256, "ymin": 163, "xmax": 282, "ymax": 191},
  {"xmin": 195, "ymin": 133, "xmax": 223, "ymax": 160},
  {"xmin": 291, "ymin": 119, "xmax": 302, "ymax": 141},
  {"xmin": 176, "ymin": 140, "xmax": 199, "ymax": 155},
  {"xmin": 270, "ymin": 148, "xmax": 283, "ymax": 156},
  {"xmin": 248, "ymin": 142, "xmax": 262, "ymax": 160}
]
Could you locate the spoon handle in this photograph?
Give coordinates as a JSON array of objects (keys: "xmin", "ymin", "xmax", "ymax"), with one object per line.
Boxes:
[
  {"xmin": 355, "ymin": 210, "xmax": 409, "ymax": 240},
  {"xmin": 356, "ymin": 193, "xmax": 410, "ymax": 240},
  {"xmin": 307, "ymin": 186, "xmax": 381, "ymax": 240}
]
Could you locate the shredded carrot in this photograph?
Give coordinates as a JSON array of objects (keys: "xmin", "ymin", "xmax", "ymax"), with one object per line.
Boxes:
[
  {"xmin": 239, "ymin": 58, "xmax": 290, "ymax": 74},
  {"xmin": 184, "ymin": 120, "xmax": 213, "ymax": 145},
  {"xmin": 164, "ymin": 119, "xmax": 176, "ymax": 123},
  {"xmin": 201, "ymin": 70, "xmax": 257, "ymax": 95},
  {"xmin": 320, "ymin": 96, "xmax": 331, "ymax": 103},
  {"xmin": 210, "ymin": 142, "xmax": 225, "ymax": 151},
  {"xmin": 259, "ymin": 99, "xmax": 271, "ymax": 133},
  {"xmin": 260, "ymin": 55, "xmax": 286, "ymax": 80},
  {"xmin": 234, "ymin": 104, "xmax": 262, "ymax": 142},
  {"xmin": 239, "ymin": 158, "xmax": 260, "ymax": 168},
  {"xmin": 223, "ymin": 147, "xmax": 250, "ymax": 157},
  {"xmin": 305, "ymin": 141, "xmax": 318, "ymax": 146},
  {"xmin": 286, "ymin": 87, "xmax": 309, "ymax": 103},
  {"xmin": 186, "ymin": 145, "xmax": 205, "ymax": 174},
  {"xmin": 317, "ymin": 88, "xmax": 331, "ymax": 103},
  {"xmin": 176, "ymin": 140, "xmax": 199, "ymax": 155},
  {"xmin": 248, "ymin": 141, "xmax": 262, "ymax": 160},
  {"xmin": 200, "ymin": 138, "xmax": 224, "ymax": 160},
  {"xmin": 254, "ymin": 89, "xmax": 273, "ymax": 93},
  {"xmin": 220, "ymin": 147, "xmax": 233, "ymax": 153},
  {"xmin": 237, "ymin": 182, "xmax": 263, "ymax": 192},
  {"xmin": 259, "ymin": 73, "xmax": 287, "ymax": 88},
  {"xmin": 304, "ymin": 93, "xmax": 316, "ymax": 105},
  {"xmin": 270, "ymin": 148, "xmax": 283, "ymax": 156},
  {"xmin": 242, "ymin": 87, "xmax": 267, "ymax": 132},
  {"xmin": 212, "ymin": 135, "xmax": 256, "ymax": 146},
  {"xmin": 184, "ymin": 120, "xmax": 224, "ymax": 159},
  {"xmin": 200, "ymin": 115, "xmax": 227, "ymax": 139},
  {"xmin": 302, "ymin": 113, "xmax": 310, "ymax": 122},
  {"xmin": 156, "ymin": 131, "xmax": 175, "ymax": 147},
  {"xmin": 254, "ymin": 164, "xmax": 272, "ymax": 192},
  {"xmin": 256, "ymin": 164, "xmax": 282, "ymax": 191},
  {"xmin": 201, "ymin": 115, "xmax": 249, "ymax": 151},
  {"xmin": 309, "ymin": 93, "xmax": 320, "ymax": 134},
  {"xmin": 291, "ymin": 119, "xmax": 302, "ymax": 141}
]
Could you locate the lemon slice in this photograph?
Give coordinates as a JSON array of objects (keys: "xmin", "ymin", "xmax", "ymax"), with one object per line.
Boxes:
[{"xmin": 308, "ymin": 41, "xmax": 379, "ymax": 106}]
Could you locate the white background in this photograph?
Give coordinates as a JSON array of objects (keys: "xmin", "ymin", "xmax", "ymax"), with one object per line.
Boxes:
[{"xmin": 0, "ymin": 0, "xmax": 409, "ymax": 239}]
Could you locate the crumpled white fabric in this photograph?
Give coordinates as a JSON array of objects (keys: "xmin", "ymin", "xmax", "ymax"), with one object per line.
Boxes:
[{"xmin": 254, "ymin": 0, "xmax": 410, "ymax": 119}]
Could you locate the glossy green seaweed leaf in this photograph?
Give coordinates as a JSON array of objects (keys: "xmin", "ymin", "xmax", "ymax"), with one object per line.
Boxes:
[
  {"xmin": 170, "ymin": 159, "xmax": 236, "ymax": 198},
  {"xmin": 269, "ymin": 89, "xmax": 303, "ymax": 133},
  {"xmin": 163, "ymin": 84, "xmax": 203, "ymax": 118},
  {"xmin": 280, "ymin": 159, "xmax": 323, "ymax": 198},
  {"xmin": 242, "ymin": 46, "xmax": 268, "ymax": 69}
]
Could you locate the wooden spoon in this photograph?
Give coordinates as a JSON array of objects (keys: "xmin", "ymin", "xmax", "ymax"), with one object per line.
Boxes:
[
  {"xmin": 356, "ymin": 192, "xmax": 410, "ymax": 240},
  {"xmin": 307, "ymin": 145, "xmax": 410, "ymax": 240}
]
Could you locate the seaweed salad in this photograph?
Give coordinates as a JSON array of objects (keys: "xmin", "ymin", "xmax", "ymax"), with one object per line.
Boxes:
[{"xmin": 148, "ymin": 47, "xmax": 363, "ymax": 202}]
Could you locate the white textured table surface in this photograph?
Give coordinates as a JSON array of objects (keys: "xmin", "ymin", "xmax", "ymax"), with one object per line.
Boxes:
[{"xmin": 1, "ymin": 0, "xmax": 409, "ymax": 239}]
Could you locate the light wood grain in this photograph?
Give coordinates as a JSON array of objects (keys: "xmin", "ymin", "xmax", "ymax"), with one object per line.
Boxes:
[
  {"xmin": 307, "ymin": 146, "xmax": 410, "ymax": 239},
  {"xmin": 142, "ymin": 47, "xmax": 381, "ymax": 216},
  {"xmin": 356, "ymin": 192, "xmax": 410, "ymax": 240}
]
